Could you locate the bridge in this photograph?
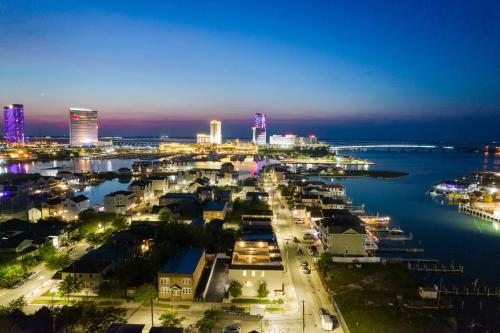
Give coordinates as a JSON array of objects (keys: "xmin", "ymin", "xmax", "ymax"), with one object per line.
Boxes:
[{"xmin": 330, "ymin": 144, "xmax": 454, "ymax": 152}]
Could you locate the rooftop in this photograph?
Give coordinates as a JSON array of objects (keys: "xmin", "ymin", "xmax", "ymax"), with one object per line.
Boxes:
[
  {"xmin": 106, "ymin": 190, "xmax": 134, "ymax": 197},
  {"xmin": 204, "ymin": 201, "xmax": 226, "ymax": 211},
  {"xmin": 159, "ymin": 247, "xmax": 205, "ymax": 274}
]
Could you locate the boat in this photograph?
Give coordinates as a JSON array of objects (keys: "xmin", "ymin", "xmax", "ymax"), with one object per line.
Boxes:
[{"xmin": 389, "ymin": 227, "xmax": 404, "ymax": 235}]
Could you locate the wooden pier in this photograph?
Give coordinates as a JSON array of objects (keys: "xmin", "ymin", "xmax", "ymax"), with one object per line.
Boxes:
[
  {"xmin": 408, "ymin": 262, "xmax": 464, "ymax": 273},
  {"xmin": 439, "ymin": 286, "xmax": 500, "ymax": 298},
  {"xmin": 377, "ymin": 233, "xmax": 413, "ymax": 241},
  {"xmin": 376, "ymin": 247, "xmax": 424, "ymax": 253}
]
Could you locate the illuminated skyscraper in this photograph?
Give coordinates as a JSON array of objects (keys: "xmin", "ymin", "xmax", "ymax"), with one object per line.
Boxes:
[
  {"xmin": 69, "ymin": 108, "xmax": 98, "ymax": 145},
  {"xmin": 252, "ymin": 113, "xmax": 266, "ymax": 145},
  {"xmin": 3, "ymin": 104, "xmax": 25, "ymax": 145},
  {"xmin": 210, "ymin": 120, "xmax": 222, "ymax": 145}
]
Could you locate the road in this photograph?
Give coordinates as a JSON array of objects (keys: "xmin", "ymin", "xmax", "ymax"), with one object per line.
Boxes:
[
  {"xmin": 0, "ymin": 241, "xmax": 89, "ymax": 306},
  {"xmin": 266, "ymin": 186, "xmax": 343, "ymax": 333}
]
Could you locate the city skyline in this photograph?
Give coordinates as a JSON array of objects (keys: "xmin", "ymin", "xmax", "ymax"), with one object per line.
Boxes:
[{"xmin": 1, "ymin": 1, "xmax": 499, "ymax": 141}]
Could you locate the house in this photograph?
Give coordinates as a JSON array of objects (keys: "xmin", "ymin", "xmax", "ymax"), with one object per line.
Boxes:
[
  {"xmin": 300, "ymin": 194, "xmax": 322, "ymax": 207},
  {"xmin": 321, "ymin": 197, "xmax": 345, "ymax": 210},
  {"xmin": 106, "ymin": 324, "xmax": 145, "ymax": 333},
  {"xmin": 0, "ymin": 218, "xmax": 76, "ymax": 248},
  {"xmin": 214, "ymin": 189, "xmax": 232, "ymax": 203},
  {"xmin": 159, "ymin": 193, "xmax": 197, "ymax": 206},
  {"xmin": 128, "ymin": 180, "xmax": 154, "ymax": 203},
  {"xmin": 319, "ymin": 214, "xmax": 376, "ymax": 256},
  {"xmin": 158, "ymin": 247, "xmax": 206, "ymax": 301},
  {"xmin": 188, "ymin": 177, "xmax": 211, "ymax": 192},
  {"xmin": 63, "ymin": 195, "xmax": 90, "ymax": 220},
  {"xmin": 324, "ymin": 184, "xmax": 345, "ymax": 198},
  {"xmin": 104, "ymin": 191, "xmax": 136, "ymax": 214},
  {"xmin": 241, "ymin": 177, "xmax": 258, "ymax": 193},
  {"xmin": 0, "ymin": 231, "xmax": 33, "ymax": 254},
  {"xmin": 196, "ymin": 186, "xmax": 213, "ymax": 202},
  {"xmin": 203, "ymin": 201, "xmax": 227, "ymax": 222},
  {"xmin": 227, "ymin": 241, "xmax": 284, "ymax": 297},
  {"xmin": 149, "ymin": 328, "xmax": 184, "ymax": 333},
  {"xmin": 42, "ymin": 197, "xmax": 65, "ymax": 219},
  {"xmin": 241, "ymin": 216, "xmax": 273, "ymax": 227},
  {"xmin": 61, "ymin": 244, "xmax": 128, "ymax": 290},
  {"xmin": 147, "ymin": 176, "xmax": 169, "ymax": 196},
  {"xmin": 292, "ymin": 204, "xmax": 307, "ymax": 221},
  {"xmin": 246, "ymin": 192, "xmax": 269, "ymax": 204}
]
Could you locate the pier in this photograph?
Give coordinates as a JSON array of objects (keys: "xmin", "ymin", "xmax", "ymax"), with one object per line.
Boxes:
[
  {"xmin": 377, "ymin": 232, "xmax": 413, "ymax": 241},
  {"xmin": 439, "ymin": 286, "xmax": 500, "ymax": 298},
  {"xmin": 408, "ymin": 262, "xmax": 464, "ymax": 273},
  {"xmin": 376, "ymin": 247, "xmax": 424, "ymax": 253},
  {"xmin": 458, "ymin": 203, "xmax": 500, "ymax": 223}
]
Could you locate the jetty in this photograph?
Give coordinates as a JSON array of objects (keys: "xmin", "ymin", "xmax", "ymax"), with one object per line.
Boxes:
[
  {"xmin": 408, "ymin": 262, "xmax": 464, "ymax": 273},
  {"xmin": 458, "ymin": 203, "xmax": 500, "ymax": 223}
]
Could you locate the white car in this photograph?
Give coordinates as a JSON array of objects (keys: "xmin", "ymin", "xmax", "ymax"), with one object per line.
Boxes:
[{"xmin": 222, "ymin": 324, "xmax": 241, "ymax": 333}]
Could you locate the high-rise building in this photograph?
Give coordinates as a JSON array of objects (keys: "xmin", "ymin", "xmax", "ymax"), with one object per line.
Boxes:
[
  {"xmin": 252, "ymin": 113, "xmax": 266, "ymax": 145},
  {"xmin": 69, "ymin": 108, "xmax": 98, "ymax": 145},
  {"xmin": 210, "ymin": 120, "xmax": 222, "ymax": 145},
  {"xmin": 196, "ymin": 133, "xmax": 211, "ymax": 145},
  {"xmin": 269, "ymin": 134, "xmax": 298, "ymax": 147},
  {"xmin": 3, "ymin": 104, "xmax": 25, "ymax": 145}
]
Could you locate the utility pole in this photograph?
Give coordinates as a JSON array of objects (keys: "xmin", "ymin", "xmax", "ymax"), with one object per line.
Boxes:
[
  {"xmin": 150, "ymin": 298, "xmax": 154, "ymax": 327},
  {"xmin": 302, "ymin": 299, "xmax": 305, "ymax": 333}
]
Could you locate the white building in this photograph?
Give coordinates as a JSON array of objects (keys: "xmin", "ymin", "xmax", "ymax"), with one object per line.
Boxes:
[
  {"xmin": 62, "ymin": 195, "xmax": 90, "ymax": 220},
  {"xmin": 69, "ymin": 108, "xmax": 98, "ymax": 145},
  {"xmin": 104, "ymin": 191, "xmax": 136, "ymax": 214},
  {"xmin": 197, "ymin": 133, "xmax": 211, "ymax": 145},
  {"xmin": 210, "ymin": 120, "xmax": 222, "ymax": 145},
  {"xmin": 227, "ymin": 241, "xmax": 284, "ymax": 297},
  {"xmin": 269, "ymin": 134, "xmax": 297, "ymax": 147}
]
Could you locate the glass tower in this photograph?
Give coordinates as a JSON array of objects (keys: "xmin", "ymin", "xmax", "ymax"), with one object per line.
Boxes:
[
  {"xmin": 253, "ymin": 113, "xmax": 266, "ymax": 145},
  {"xmin": 3, "ymin": 104, "xmax": 25, "ymax": 145}
]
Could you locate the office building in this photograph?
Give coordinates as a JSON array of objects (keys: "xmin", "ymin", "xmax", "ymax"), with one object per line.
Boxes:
[
  {"xmin": 69, "ymin": 108, "xmax": 98, "ymax": 145},
  {"xmin": 3, "ymin": 104, "xmax": 25, "ymax": 145},
  {"xmin": 209, "ymin": 120, "xmax": 222, "ymax": 145}
]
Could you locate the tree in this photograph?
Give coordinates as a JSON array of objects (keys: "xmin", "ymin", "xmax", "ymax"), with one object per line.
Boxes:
[
  {"xmin": 195, "ymin": 308, "xmax": 223, "ymax": 333},
  {"xmin": 317, "ymin": 252, "xmax": 333, "ymax": 278},
  {"xmin": 58, "ymin": 275, "xmax": 83, "ymax": 301},
  {"xmin": 0, "ymin": 296, "xmax": 27, "ymax": 315},
  {"xmin": 98, "ymin": 280, "xmax": 125, "ymax": 299},
  {"xmin": 46, "ymin": 252, "xmax": 71, "ymax": 271},
  {"xmin": 80, "ymin": 302, "xmax": 126, "ymax": 333},
  {"xmin": 159, "ymin": 309, "xmax": 185, "ymax": 328},
  {"xmin": 0, "ymin": 262, "xmax": 24, "ymax": 288},
  {"xmin": 112, "ymin": 215, "xmax": 127, "ymax": 231},
  {"xmin": 257, "ymin": 281, "xmax": 269, "ymax": 299},
  {"xmin": 227, "ymin": 280, "xmax": 243, "ymax": 298},
  {"xmin": 134, "ymin": 283, "xmax": 158, "ymax": 303}
]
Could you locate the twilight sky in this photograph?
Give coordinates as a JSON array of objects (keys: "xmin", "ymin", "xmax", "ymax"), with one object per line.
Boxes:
[{"xmin": 1, "ymin": 0, "xmax": 499, "ymax": 141}]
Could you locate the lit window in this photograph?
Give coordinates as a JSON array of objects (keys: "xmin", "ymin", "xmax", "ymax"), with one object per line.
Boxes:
[
  {"xmin": 261, "ymin": 271, "xmax": 265, "ymax": 277},
  {"xmin": 243, "ymin": 270, "xmax": 247, "ymax": 277},
  {"xmin": 246, "ymin": 281, "xmax": 253, "ymax": 287},
  {"xmin": 252, "ymin": 271, "xmax": 256, "ymax": 277}
]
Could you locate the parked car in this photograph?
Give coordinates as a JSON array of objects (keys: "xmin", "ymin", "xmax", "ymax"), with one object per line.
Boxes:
[
  {"xmin": 295, "ymin": 219, "xmax": 305, "ymax": 224},
  {"xmin": 302, "ymin": 266, "xmax": 311, "ymax": 274},
  {"xmin": 26, "ymin": 271, "xmax": 38, "ymax": 280},
  {"xmin": 281, "ymin": 205, "xmax": 285, "ymax": 209},
  {"xmin": 222, "ymin": 324, "xmax": 241, "ymax": 333},
  {"xmin": 223, "ymin": 306, "xmax": 244, "ymax": 315},
  {"xmin": 300, "ymin": 260, "xmax": 309, "ymax": 267},
  {"xmin": 11, "ymin": 280, "xmax": 24, "ymax": 289},
  {"xmin": 293, "ymin": 237, "xmax": 300, "ymax": 243},
  {"xmin": 308, "ymin": 248, "xmax": 315, "ymax": 256},
  {"xmin": 296, "ymin": 248, "xmax": 303, "ymax": 255}
]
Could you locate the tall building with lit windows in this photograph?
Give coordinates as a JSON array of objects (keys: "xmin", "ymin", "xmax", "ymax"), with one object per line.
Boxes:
[
  {"xmin": 252, "ymin": 113, "xmax": 266, "ymax": 145},
  {"xmin": 69, "ymin": 108, "xmax": 98, "ymax": 145},
  {"xmin": 210, "ymin": 120, "xmax": 222, "ymax": 145},
  {"xmin": 3, "ymin": 104, "xmax": 25, "ymax": 145}
]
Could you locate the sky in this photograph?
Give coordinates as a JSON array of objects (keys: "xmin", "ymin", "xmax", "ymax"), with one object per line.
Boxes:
[{"xmin": 0, "ymin": 0, "xmax": 499, "ymax": 141}]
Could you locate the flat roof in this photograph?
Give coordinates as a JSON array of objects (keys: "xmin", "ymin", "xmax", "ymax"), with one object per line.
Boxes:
[
  {"xmin": 204, "ymin": 201, "xmax": 226, "ymax": 211},
  {"xmin": 160, "ymin": 247, "xmax": 204, "ymax": 274}
]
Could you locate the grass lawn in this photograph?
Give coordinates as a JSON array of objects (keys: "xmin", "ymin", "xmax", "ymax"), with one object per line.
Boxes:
[
  {"xmin": 327, "ymin": 263, "xmax": 454, "ymax": 333},
  {"xmin": 232, "ymin": 298, "xmax": 284, "ymax": 305},
  {"xmin": 31, "ymin": 299, "xmax": 72, "ymax": 305}
]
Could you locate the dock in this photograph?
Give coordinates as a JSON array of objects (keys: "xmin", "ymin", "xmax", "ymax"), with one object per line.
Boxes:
[
  {"xmin": 376, "ymin": 247, "xmax": 424, "ymax": 253},
  {"xmin": 377, "ymin": 233, "xmax": 413, "ymax": 241},
  {"xmin": 458, "ymin": 203, "xmax": 500, "ymax": 223},
  {"xmin": 439, "ymin": 286, "xmax": 500, "ymax": 298},
  {"xmin": 408, "ymin": 262, "xmax": 464, "ymax": 273}
]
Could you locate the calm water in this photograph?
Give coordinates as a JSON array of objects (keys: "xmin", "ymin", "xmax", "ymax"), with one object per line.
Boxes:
[{"xmin": 326, "ymin": 150, "xmax": 500, "ymax": 286}]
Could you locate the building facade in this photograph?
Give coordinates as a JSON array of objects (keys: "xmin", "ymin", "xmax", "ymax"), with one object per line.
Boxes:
[
  {"xmin": 158, "ymin": 248, "xmax": 206, "ymax": 301},
  {"xmin": 3, "ymin": 104, "xmax": 25, "ymax": 145},
  {"xmin": 252, "ymin": 113, "xmax": 267, "ymax": 145},
  {"xmin": 104, "ymin": 191, "xmax": 136, "ymax": 214},
  {"xmin": 209, "ymin": 120, "xmax": 222, "ymax": 145},
  {"xmin": 69, "ymin": 108, "xmax": 98, "ymax": 145}
]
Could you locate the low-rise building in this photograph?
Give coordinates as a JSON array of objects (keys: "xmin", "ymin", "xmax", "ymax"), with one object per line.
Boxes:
[
  {"xmin": 63, "ymin": 195, "xmax": 90, "ymax": 220},
  {"xmin": 158, "ymin": 247, "xmax": 206, "ymax": 301},
  {"xmin": 104, "ymin": 191, "xmax": 136, "ymax": 214},
  {"xmin": 128, "ymin": 180, "xmax": 154, "ymax": 204},
  {"xmin": 203, "ymin": 201, "xmax": 227, "ymax": 222},
  {"xmin": 227, "ymin": 241, "xmax": 284, "ymax": 297},
  {"xmin": 214, "ymin": 189, "xmax": 232, "ymax": 203},
  {"xmin": 159, "ymin": 192, "xmax": 197, "ymax": 206},
  {"xmin": 319, "ymin": 214, "xmax": 376, "ymax": 256},
  {"xmin": 246, "ymin": 192, "xmax": 269, "ymax": 204}
]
